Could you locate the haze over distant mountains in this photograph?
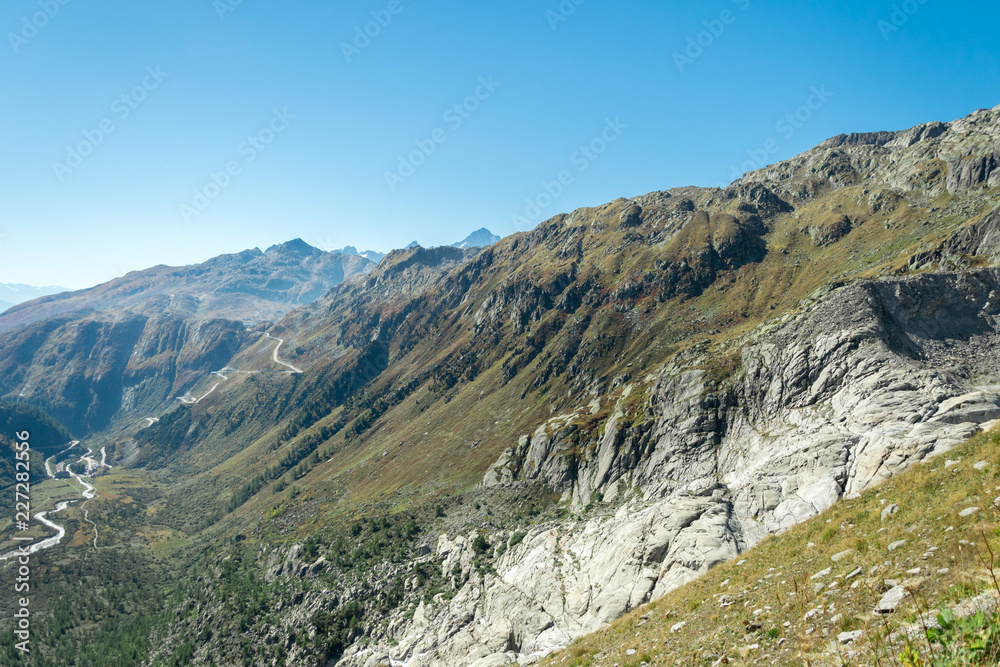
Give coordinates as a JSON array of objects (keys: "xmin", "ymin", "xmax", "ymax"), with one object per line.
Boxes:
[
  {"xmin": 0, "ymin": 239, "xmax": 374, "ymax": 334},
  {"xmin": 0, "ymin": 283, "xmax": 69, "ymax": 313},
  {"xmin": 331, "ymin": 246, "xmax": 386, "ymax": 263},
  {"xmin": 332, "ymin": 227, "xmax": 502, "ymax": 264},
  {"xmin": 0, "ymin": 228, "xmax": 505, "ymax": 333}
]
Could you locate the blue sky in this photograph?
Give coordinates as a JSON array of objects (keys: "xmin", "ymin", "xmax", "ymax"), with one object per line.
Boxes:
[{"xmin": 2, "ymin": 0, "xmax": 998, "ymax": 289}]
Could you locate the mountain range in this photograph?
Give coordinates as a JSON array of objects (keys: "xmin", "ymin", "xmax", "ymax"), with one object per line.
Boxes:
[
  {"xmin": 3, "ymin": 107, "xmax": 1000, "ymax": 665},
  {"xmin": 333, "ymin": 228, "xmax": 503, "ymax": 264}
]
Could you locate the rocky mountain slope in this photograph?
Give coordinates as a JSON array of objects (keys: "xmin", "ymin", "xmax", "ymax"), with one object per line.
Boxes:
[
  {"xmin": 126, "ymin": 105, "xmax": 1000, "ymax": 667},
  {"xmin": 357, "ymin": 267, "xmax": 1000, "ymax": 665},
  {"xmin": 537, "ymin": 423, "xmax": 1000, "ymax": 666},
  {"xmin": 5, "ymin": 106, "xmax": 1000, "ymax": 666}
]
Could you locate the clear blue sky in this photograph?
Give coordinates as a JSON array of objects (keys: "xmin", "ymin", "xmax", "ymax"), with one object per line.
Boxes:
[{"xmin": 2, "ymin": 0, "xmax": 998, "ymax": 289}]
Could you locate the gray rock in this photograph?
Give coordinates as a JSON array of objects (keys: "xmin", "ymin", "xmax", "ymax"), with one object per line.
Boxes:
[
  {"xmin": 307, "ymin": 557, "xmax": 327, "ymax": 576},
  {"xmin": 881, "ymin": 504, "xmax": 899, "ymax": 521},
  {"xmin": 838, "ymin": 630, "xmax": 863, "ymax": 644},
  {"xmin": 947, "ymin": 153, "xmax": 1000, "ymax": 192},
  {"xmin": 876, "ymin": 586, "xmax": 908, "ymax": 613}
]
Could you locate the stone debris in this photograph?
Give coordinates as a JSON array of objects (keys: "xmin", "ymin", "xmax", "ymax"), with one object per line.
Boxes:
[
  {"xmin": 880, "ymin": 504, "xmax": 899, "ymax": 521},
  {"xmin": 888, "ymin": 540, "xmax": 907, "ymax": 551},
  {"xmin": 959, "ymin": 507, "xmax": 979, "ymax": 517}
]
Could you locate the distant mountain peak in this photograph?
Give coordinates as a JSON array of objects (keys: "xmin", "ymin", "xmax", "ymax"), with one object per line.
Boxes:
[
  {"xmin": 332, "ymin": 245, "xmax": 386, "ymax": 263},
  {"xmin": 452, "ymin": 228, "xmax": 500, "ymax": 249},
  {"xmin": 265, "ymin": 238, "xmax": 322, "ymax": 256}
]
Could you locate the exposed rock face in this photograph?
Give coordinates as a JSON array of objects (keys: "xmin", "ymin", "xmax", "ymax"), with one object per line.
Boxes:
[
  {"xmin": 346, "ymin": 269, "xmax": 1000, "ymax": 666},
  {"xmin": 744, "ymin": 109, "xmax": 1000, "ymax": 199},
  {"xmin": 808, "ymin": 214, "xmax": 853, "ymax": 246},
  {"xmin": 364, "ymin": 494, "xmax": 739, "ymax": 667},
  {"xmin": 910, "ymin": 204, "xmax": 1000, "ymax": 269},
  {"xmin": 948, "ymin": 153, "xmax": 1000, "ymax": 192}
]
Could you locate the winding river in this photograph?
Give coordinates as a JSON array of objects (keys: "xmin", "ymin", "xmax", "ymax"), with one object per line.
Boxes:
[{"xmin": 1, "ymin": 440, "xmax": 106, "ymax": 561}]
